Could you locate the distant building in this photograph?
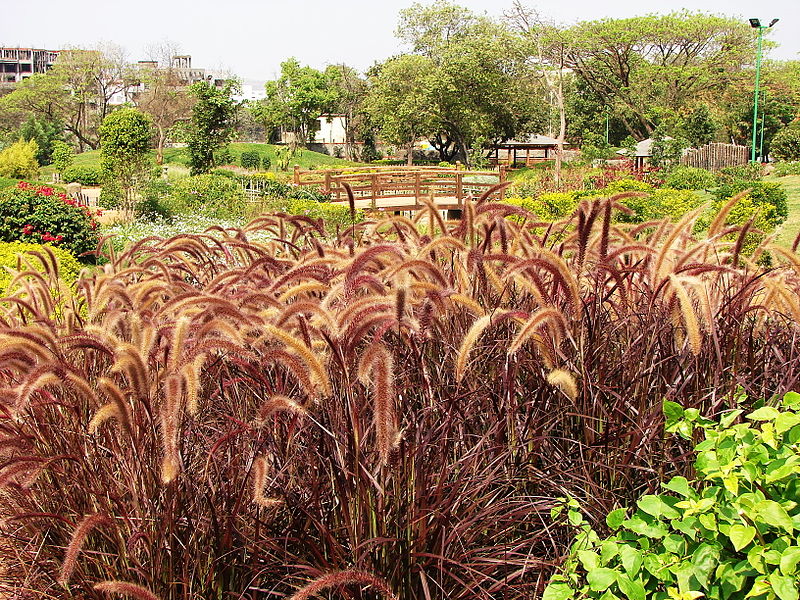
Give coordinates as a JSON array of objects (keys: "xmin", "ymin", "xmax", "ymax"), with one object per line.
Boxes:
[
  {"xmin": 314, "ymin": 114, "xmax": 348, "ymax": 145},
  {"xmin": 0, "ymin": 47, "xmax": 59, "ymax": 84}
]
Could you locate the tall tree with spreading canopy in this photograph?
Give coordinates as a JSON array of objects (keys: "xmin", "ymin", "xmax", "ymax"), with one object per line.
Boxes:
[
  {"xmin": 0, "ymin": 45, "xmax": 135, "ymax": 151},
  {"xmin": 365, "ymin": 55, "xmax": 436, "ymax": 165},
  {"xmin": 395, "ymin": 1, "xmax": 537, "ymax": 164},
  {"xmin": 553, "ymin": 12, "xmax": 754, "ymax": 139},
  {"xmin": 255, "ymin": 59, "xmax": 337, "ymax": 145},
  {"xmin": 136, "ymin": 67, "xmax": 194, "ymax": 165}
]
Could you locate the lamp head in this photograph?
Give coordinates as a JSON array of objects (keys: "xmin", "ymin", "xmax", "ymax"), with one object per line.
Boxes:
[
  {"xmin": 749, "ymin": 18, "xmax": 761, "ymax": 28},
  {"xmin": 769, "ymin": 18, "xmax": 779, "ymax": 27}
]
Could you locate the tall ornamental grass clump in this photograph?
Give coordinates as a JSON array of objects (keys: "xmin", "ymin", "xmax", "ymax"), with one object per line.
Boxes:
[{"xmin": 0, "ymin": 193, "xmax": 800, "ymax": 599}]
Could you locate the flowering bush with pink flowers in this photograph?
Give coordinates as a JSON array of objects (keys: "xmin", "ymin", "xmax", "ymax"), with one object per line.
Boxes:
[{"xmin": 0, "ymin": 181, "xmax": 101, "ymax": 260}]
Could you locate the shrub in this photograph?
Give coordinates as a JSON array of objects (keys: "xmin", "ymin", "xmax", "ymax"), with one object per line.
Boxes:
[
  {"xmin": 213, "ymin": 147, "xmax": 234, "ymax": 166},
  {"xmin": 716, "ymin": 163, "xmax": 763, "ymax": 185},
  {"xmin": 0, "ymin": 240, "xmax": 82, "ymax": 296},
  {"xmin": 261, "ymin": 155, "xmax": 272, "ymax": 170},
  {"xmin": 0, "ymin": 139, "xmax": 39, "ymax": 180},
  {"xmin": 50, "ymin": 141, "xmax": 74, "ymax": 175},
  {"xmin": 0, "ymin": 181, "xmax": 100, "ymax": 259},
  {"xmin": 544, "ymin": 393, "xmax": 800, "ymax": 600},
  {"xmin": 504, "ymin": 192, "xmax": 580, "ymax": 221},
  {"xmin": 604, "ymin": 178, "xmax": 654, "ymax": 193},
  {"xmin": 770, "ymin": 122, "xmax": 800, "ymax": 161},
  {"xmin": 665, "ymin": 166, "xmax": 716, "ymax": 190},
  {"xmin": 240, "ymin": 151, "xmax": 261, "ymax": 170},
  {"xmin": 257, "ymin": 195, "xmax": 363, "ymax": 232},
  {"xmin": 62, "ymin": 165, "xmax": 102, "ymax": 186},
  {"xmin": 169, "ymin": 174, "xmax": 247, "ymax": 218},
  {"xmin": 712, "ymin": 181, "xmax": 788, "ymax": 229},
  {"xmin": 617, "ymin": 188, "xmax": 703, "ymax": 224},
  {"xmin": 772, "ymin": 161, "xmax": 800, "ymax": 177},
  {"xmin": 99, "ymin": 108, "xmax": 154, "ymax": 211},
  {"xmin": 135, "ymin": 178, "xmax": 174, "ymax": 220}
]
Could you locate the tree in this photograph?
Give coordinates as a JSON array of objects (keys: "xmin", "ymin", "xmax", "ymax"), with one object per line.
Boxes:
[
  {"xmin": 19, "ymin": 116, "xmax": 64, "ymax": 164},
  {"xmin": 50, "ymin": 141, "xmax": 74, "ymax": 176},
  {"xmin": 682, "ymin": 104, "xmax": 717, "ymax": 147},
  {"xmin": 365, "ymin": 55, "xmax": 436, "ymax": 165},
  {"xmin": 505, "ymin": 2, "xmax": 571, "ymax": 181},
  {"xmin": 325, "ymin": 64, "xmax": 370, "ymax": 160},
  {"xmin": 553, "ymin": 12, "xmax": 754, "ymax": 139},
  {"xmin": 186, "ymin": 81, "xmax": 238, "ymax": 175},
  {"xmin": 395, "ymin": 1, "xmax": 536, "ymax": 164},
  {"xmin": 0, "ymin": 45, "xmax": 135, "ymax": 151},
  {"xmin": 135, "ymin": 65, "xmax": 194, "ymax": 165},
  {"xmin": 771, "ymin": 121, "xmax": 800, "ymax": 161},
  {"xmin": 255, "ymin": 59, "xmax": 337, "ymax": 145},
  {"xmin": 0, "ymin": 139, "xmax": 39, "ymax": 179},
  {"xmin": 99, "ymin": 108, "xmax": 153, "ymax": 211}
]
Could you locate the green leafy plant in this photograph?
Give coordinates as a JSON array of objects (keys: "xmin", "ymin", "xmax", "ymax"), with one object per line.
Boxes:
[
  {"xmin": 62, "ymin": 165, "xmax": 101, "ymax": 186},
  {"xmin": 168, "ymin": 173, "xmax": 247, "ymax": 218},
  {"xmin": 0, "ymin": 139, "xmax": 39, "ymax": 180},
  {"xmin": 712, "ymin": 182, "xmax": 788, "ymax": 230},
  {"xmin": 0, "ymin": 240, "xmax": 82, "ymax": 296},
  {"xmin": 187, "ymin": 81, "xmax": 238, "ymax": 174},
  {"xmin": 544, "ymin": 393, "xmax": 800, "ymax": 600},
  {"xmin": 256, "ymin": 195, "xmax": 363, "ymax": 233},
  {"xmin": 240, "ymin": 150, "xmax": 261, "ymax": 170},
  {"xmin": 99, "ymin": 108, "xmax": 154, "ymax": 211},
  {"xmin": 771, "ymin": 123, "xmax": 800, "ymax": 162},
  {"xmin": 666, "ymin": 167, "xmax": 717, "ymax": 190},
  {"xmin": 716, "ymin": 164, "xmax": 764, "ymax": 185},
  {"xmin": 50, "ymin": 141, "xmax": 75, "ymax": 175},
  {"xmin": 0, "ymin": 181, "xmax": 100, "ymax": 260},
  {"xmin": 772, "ymin": 162, "xmax": 800, "ymax": 177}
]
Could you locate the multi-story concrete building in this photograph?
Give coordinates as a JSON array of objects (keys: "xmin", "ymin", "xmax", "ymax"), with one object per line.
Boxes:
[{"xmin": 0, "ymin": 47, "xmax": 60, "ymax": 84}]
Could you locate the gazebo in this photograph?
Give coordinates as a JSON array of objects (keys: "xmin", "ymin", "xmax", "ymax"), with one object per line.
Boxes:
[
  {"xmin": 489, "ymin": 134, "xmax": 560, "ymax": 167},
  {"xmin": 618, "ymin": 137, "xmax": 674, "ymax": 169}
]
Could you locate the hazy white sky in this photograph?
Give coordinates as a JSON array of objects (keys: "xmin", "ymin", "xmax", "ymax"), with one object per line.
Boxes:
[{"xmin": 2, "ymin": 0, "xmax": 798, "ymax": 81}]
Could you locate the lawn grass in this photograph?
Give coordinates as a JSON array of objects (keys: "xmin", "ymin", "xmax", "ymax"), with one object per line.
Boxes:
[
  {"xmin": 38, "ymin": 142, "xmax": 361, "ymax": 179},
  {"xmin": 769, "ymin": 174, "xmax": 800, "ymax": 248}
]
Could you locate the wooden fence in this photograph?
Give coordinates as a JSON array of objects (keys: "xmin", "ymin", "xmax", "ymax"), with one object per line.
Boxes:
[{"xmin": 680, "ymin": 143, "xmax": 749, "ymax": 171}]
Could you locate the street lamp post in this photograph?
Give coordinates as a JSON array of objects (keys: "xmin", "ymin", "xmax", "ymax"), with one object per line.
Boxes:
[{"xmin": 749, "ymin": 18, "xmax": 778, "ymax": 163}]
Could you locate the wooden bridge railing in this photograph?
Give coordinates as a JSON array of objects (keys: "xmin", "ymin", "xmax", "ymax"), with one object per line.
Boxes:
[{"xmin": 292, "ymin": 164, "xmax": 508, "ymax": 209}]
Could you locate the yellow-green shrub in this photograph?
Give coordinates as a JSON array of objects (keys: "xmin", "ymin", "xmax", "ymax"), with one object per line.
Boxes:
[
  {"xmin": 0, "ymin": 241, "xmax": 82, "ymax": 296},
  {"xmin": 504, "ymin": 192, "xmax": 581, "ymax": 221},
  {"xmin": 0, "ymin": 140, "xmax": 39, "ymax": 180}
]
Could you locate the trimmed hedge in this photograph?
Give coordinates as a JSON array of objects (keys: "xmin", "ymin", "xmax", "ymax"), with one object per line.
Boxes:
[{"xmin": 62, "ymin": 165, "xmax": 102, "ymax": 186}]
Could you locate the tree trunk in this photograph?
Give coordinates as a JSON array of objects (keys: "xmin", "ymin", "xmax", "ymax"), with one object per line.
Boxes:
[
  {"xmin": 156, "ymin": 124, "xmax": 166, "ymax": 165},
  {"xmin": 407, "ymin": 140, "xmax": 414, "ymax": 166},
  {"xmin": 554, "ymin": 73, "xmax": 566, "ymax": 186}
]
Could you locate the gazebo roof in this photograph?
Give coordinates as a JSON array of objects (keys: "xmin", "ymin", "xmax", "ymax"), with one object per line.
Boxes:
[{"xmin": 617, "ymin": 137, "xmax": 674, "ymax": 157}]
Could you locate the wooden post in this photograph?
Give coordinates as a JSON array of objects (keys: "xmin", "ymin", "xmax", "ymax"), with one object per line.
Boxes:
[
  {"xmin": 456, "ymin": 170, "xmax": 463, "ymax": 207},
  {"xmin": 414, "ymin": 171, "xmax": 421, "ymax": 204},
  {"xmin": 293, "ymin": 164, "xmax": 300, "ymax": 185},
  {"xmin": 324, "ymin": 170, "xmax": 332, "ymax": 194},
  {"xmin": 499, "ymin": 166, "xmax": 507, "ymax": 201},
  {"xmin": 371, "ymin": 173, "xmax": 378, "ymax": 210}
]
